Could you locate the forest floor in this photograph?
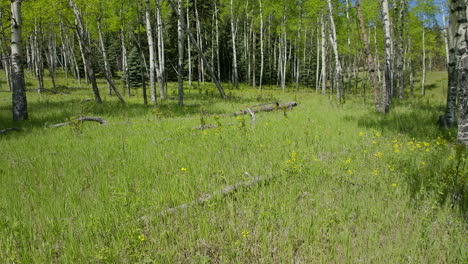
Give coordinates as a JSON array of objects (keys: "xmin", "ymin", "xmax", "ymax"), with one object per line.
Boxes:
[{"xmin": 0, "ymin": 71, "xmax": 467, "ymax": 263}]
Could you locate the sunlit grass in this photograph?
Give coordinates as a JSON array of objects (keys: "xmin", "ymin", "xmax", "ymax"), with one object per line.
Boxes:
[{"xmin": 0, "ymin": 71, "xmax": 466, "ymax": 262}]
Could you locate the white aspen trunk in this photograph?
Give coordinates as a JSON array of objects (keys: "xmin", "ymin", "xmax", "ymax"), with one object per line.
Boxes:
[
  {"xmin": 230, "ymin": 0, "xmax": 238, "ymax": 88},
  {"xmin": 186, "ymin": 0, "xmax": 192, "ymax": 87},
  {"xmin": 177, "ymin": 0, "xmax": 185, "ymax": 105},
  {"xmin": 422, "ymin": 26, "xmax": 426, "ymax": 96},
  {"xmin": 281, "ymin": 13, "xmax": 287, "ymax": 92},
  {"xmin": 47, "ymin": 32, "xmax": 57, "ymax": 91},
  {"xmin": 441, "ymin": 2, "xmax": 450, "ymax": 68},
  {"xmin": 345, "ymin": 0, "xmax": 352, "ymax": 93},
  {"xmin": 34, "ymin": 20, "xmax": 44, "ymax": 93},
  {"xmin": 321, "ymin": 13, "xmax": 327, "ymax": 95},
  {"xmin": 120, "ymin": 27, "xmax": 129, "ymax": 96},
  {"xmin": 214, "ymin": 1, "xmax": 220, "ymax": 80},
  {"xmin": 380, "ymin": 0, "xmax": 392, "ymax": 112},
  {"xmin": 296, "ymin": 2, "xmax": 302, "ymax": 91},
  {"xmin": 374, "ymin": 26, "xmax": 382, "ymax": 83},
  {"xmin": 252, "ymin": 23, "xmax": 256, "ymax": 89},
  {"xmin": 145, "ymin": 0, "xmax": 157, "ymax": 104},
  {"xmin": 156, "ymin": 0, "xmax": 165, "ymax": 99},
  {"xmin": 11, "ymin": 0, "xmax": 27, "ymax": 120},
  {"xmin": 259, "ymin": 0, "xmax": 264, "ymax": 91},
  {"xmin": 97, "ymin": 17, "xmax": 112, "ymax": 95},
  {"xmin": 194, "ymin": 0, "xmax": 204, "ymax": 84},
  {"xmin": 59, "ymin": 15, "xmax": 69, "ymax": 80},
  {"xmin": 316, "ymin": 25, "xmax": 320, "ymax": 92},
  {"xmin": 327, "ymin": 0, "xmax": 343, "ymax": 103}
]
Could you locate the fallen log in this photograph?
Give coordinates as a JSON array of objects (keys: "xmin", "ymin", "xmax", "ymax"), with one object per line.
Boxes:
[
  {"xmin": 0, "ymin": 127, "xmax": 21, "ymax": 135},
  {"xmin": 232, "ymin": 101, "xmax": 297, "ymax": 116},
  {"xmin": 154, "ymin": 172, "xmax": 270, "ymax": 216},
  {"xmin": 50, "ymin": 116, "xmax": 107, "ymax": 128}
]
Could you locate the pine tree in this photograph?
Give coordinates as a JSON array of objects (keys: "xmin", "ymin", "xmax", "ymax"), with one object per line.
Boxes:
[{"xmin": 127, "ymin": 47, "xmax": 144, "ymax": 88}]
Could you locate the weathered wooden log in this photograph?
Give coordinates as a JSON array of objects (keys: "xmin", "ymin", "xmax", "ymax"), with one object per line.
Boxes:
[
  {"xmin": 233, "ymin": 101, "xmax": 298, "ymax": 116},
  {"xmin": 155, "ymin": 172, "xmax": 270, "ymax": 216},
  {"xmin": 0, "ymin": 127, "xmax": 21, "ymax": 135},
  {"xmin": 50, "ymin": 116, "xmax": 107, "ymax": 128}
]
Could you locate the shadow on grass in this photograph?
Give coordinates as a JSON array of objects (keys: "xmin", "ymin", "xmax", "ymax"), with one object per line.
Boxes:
[
  {"xmin": 345, "ymin": 99, "xmax": 454, "ymax": 141},
  {"xmin": 0, "ymin": 85, "xmax": 281, "ymax": 137}
]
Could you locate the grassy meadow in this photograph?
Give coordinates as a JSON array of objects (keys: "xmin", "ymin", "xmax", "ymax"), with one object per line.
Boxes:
[{"xmin": 0, "ymin": 71, "xmax": 467, "ymax": 263}]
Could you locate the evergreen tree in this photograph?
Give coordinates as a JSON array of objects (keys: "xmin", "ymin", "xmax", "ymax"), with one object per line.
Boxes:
[{"xmin": 127, "ymin": 46, "xmax": 144, "ymax": 88}]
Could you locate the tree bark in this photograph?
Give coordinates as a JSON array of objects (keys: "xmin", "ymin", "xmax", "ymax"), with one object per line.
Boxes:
[
  {"xmin": 97, "ymin": 15, "xmax": 112, "ymax": 96},
  {"xmin": 327, "ymin": 0, "xmax": 344, "ymax": 103},
  {"xmin": 421, "ymin": 26, "xmax": 426, "ymax": 96},
  {"xmin": 441, "ymin": 1, "xmax": 458, "ymax": 127},
  {"xmin": 451, "ymin": 0, "xmax": 468, "ymax": 145},
  {"xmin": 380, "ymin": 0, "xmax": 392, "ymax": 113},
  {"xmin": 11, "ymin": 0, "xmax": 27, "ymax": 121},
  {"xmin": 259, "ymin": 0, "xmax": 264, "ymax": 91},
  {"xmin": 230, "ymin": 0, "xmax": 239, "ymax": 88},
  {"xmin": 321, "ymin": 13, "xmax": 327, "ymax": 95},
  {"xmin": 145, "ymin": 0, "xmax": 157, "ymax": 104},
  {"xmin": 156, "ymin": 0, "xmax": 165, "ymax": 99},
  {"xmin": 177, "ymin": 0, "xmax": 185, "ymax": 106}
]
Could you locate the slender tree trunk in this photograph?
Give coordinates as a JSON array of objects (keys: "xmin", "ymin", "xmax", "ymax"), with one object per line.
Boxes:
[
  {"xmin": 97, "ymin": 16, "xmax": 112, "ymax": 95},
  {"xmin": 59, "ymin": 15, "xmax": 69, "ymax": 81},
  {"xmin": 46, "ymin": 32, "xmax": 57, "ymax": 91},
  {"xmin": 327, "ymin": 0, "xmax": 344, "ymax": 103},
  {"xmin": 380, "ymin": 0, "xmax": 392, "ymax": 112},
  {"xmin": 11, "ymin": 0, "xmax": 27, "ymax": 121},
  {"xmin": 356, "ymin": 0, "xmax": 381, "ymax": 112},
  {"xmin": 259, "ymin": 0, "xmax": 264, "ymax": 91},
  {"xmin": 177, "ymin": 0, "xmax": 185, "ymax": 105},
  {"xmin": 145, "ymin": 0, "xmax": 157, "ymax": 104},
  {"xmin": 214, "ymin": 0, "xmax": 220, "ymax": 81},
  {"xmin": 186, "ymin": 0, "xmax": 192, "ymax": 87},
  {"xmin": 441, "ymin": 2, "xmax": 450, "ymax": 69},
  {"xmin": 69, "ymin": 0, "xmax": 102, "ymax": 103},
  {"xmin": 345, "ymin": 0, "xmax": 352, "ymax": 94},
  {"xmin": 230, "ymin": 0, "xmax": 238, "ymax": 88},
  {"xmin": 121, "ymin": 26, "xmax": 130, "ymax": 96},
  {"xmin": 316, "ymin": 25, "xmax": 320, "ymax": 93},
  {"xmin": 321, "ymin": 13, "xmax": 327, "ymax": 95},
  {"xmin": 97, "ymin": 15, "xmax": 125, "ymax": 104},
  {"xmin": 421, "ymin": 26, "xmax": 426, "ymax": 96},
  {"xmin": 194, "ymin": 0, "xmax": 204, "ymax": 84},
  {"xmin": 156, "ymin": 0, "xmax": 165, "ymax": 99},
  {"xmin": 34, "ymin": 20, "xmax": 45, "ymax": 93}
]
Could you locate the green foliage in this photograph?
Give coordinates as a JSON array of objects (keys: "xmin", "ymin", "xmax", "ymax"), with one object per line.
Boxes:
[{"xmin": 127, "ymin": 47, "xmax": 144, "ymax": 88}]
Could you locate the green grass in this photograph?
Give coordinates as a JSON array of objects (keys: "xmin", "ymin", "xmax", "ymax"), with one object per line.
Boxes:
[{"xmin": 0, "ymin": 71, "xmax": 466, "ymax": 263}]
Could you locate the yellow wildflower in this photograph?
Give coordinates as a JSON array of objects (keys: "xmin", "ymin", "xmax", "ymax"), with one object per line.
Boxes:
[
  {"xmin": 375, "ymin": 132, "xmax": 381, "ymax": 138},
  {"xmin": 375, "ymin": 152, "xmax": 383, "ymax": 158},
  {"xmin": 138, "ymin": 234, "xmax": 146, "ymax": 242},
  {"xmin": 242, "ymin": 230, "xmax": 249, "ymax": 238},
  {"xmin": 347, "ymin": 169, "xmax": 353, "ymax": 175},
  {"xmin": 181, "ymin": 168, "xmax": 188, "ymax": 172},
  {"xmin": 392, "ymin": 183, "xmax": 397, "ymax": 188},
  {"xmin": 373, "ymin": 169, "xmax": 379, "ymax": 176},
  {"xmin": 345, "ymin": 158, "xmax": 351, "ymax": 164},
  {"xmin": 359, "ymin": 132, "xmax": 364, "ymax": 137}
]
